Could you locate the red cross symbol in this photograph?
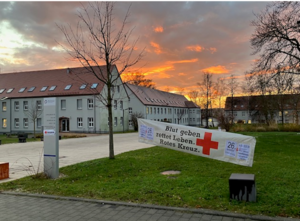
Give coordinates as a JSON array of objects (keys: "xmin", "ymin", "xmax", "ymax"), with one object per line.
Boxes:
[{"xmin": 196, "ymin": 132, "xmax": 219, "ymax": 155}]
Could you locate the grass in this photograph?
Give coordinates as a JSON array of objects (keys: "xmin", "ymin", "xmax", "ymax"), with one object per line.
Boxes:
[
  {"xmin": 1, "ymin": 132, "xmax": 300, "ymax": 218},
  {"xmin": 0, "ymin": 133, "xmax": 87, "ymax": 145}
]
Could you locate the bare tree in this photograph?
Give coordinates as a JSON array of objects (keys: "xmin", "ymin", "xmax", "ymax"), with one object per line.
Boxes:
[
  {"xmin": 198, "ymin": 72, "xmax": 214, "ymax": 128},
  {"xmin": 25, "ymin": 101, "xmax": 42, "ymax": 139},
  {"xmin": 214, "ymin": 77, "xmax": 227, "ymax": 109},
  {"xmin": 227, "ymin": 74, "xmax": 238, "ymax": 124},
  {"xmin": 123, "ymin": 72, "xmax": 155, "ymax": 88},
  {"xmin": 58, "ymin": 2, "xmax": 144, "ymax": 159},
  {"xmin": 131, "ymin": 112, "xmax": 144, "ymax": 131},
  {"xmin": 250, "ymin": 2, "xmax": 300, "ymax": 81},
  {"xmin": 176, "ymin": 108, "xmax": 185, "ymax": 124},
  {"xmin": 188, "ymin": 90, "xmax": 200, "ymax": 106}
]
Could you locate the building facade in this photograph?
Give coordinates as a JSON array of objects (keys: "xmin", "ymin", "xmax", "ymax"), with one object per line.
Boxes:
[
  {"xmin": 125, "ymin": 84, "xmax": 201, "ymax": 128},
  {"xmin": 224, "ymin": 95, "xmax": 300, "ymax": 124},
  {"xmin": 0, "ymin": 65, "xmax": 130, "ymax": 134}
]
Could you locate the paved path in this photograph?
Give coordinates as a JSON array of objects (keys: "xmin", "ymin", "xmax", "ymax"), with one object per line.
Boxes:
[
  {"xmin": 0, "ymin": 133, "xmax": 153, "ymax": 183},
  {"xmin": 1, "ymin": 192, "xmax": 298, "ymax": 221}
]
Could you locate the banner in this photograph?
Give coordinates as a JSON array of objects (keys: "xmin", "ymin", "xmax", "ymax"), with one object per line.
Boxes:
[{"xmin": 138, "ymin": 119, "xmax": 256, "ymax": 167}]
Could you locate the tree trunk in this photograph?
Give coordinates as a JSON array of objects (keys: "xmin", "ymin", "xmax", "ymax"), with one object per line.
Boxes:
[
  {"xmin": 34, "ymin": 119, "xmax": 36, "ymax": 139},
  {"xmin": 107, "ymin": 85, "xmax": 115, "ymax": 159}
]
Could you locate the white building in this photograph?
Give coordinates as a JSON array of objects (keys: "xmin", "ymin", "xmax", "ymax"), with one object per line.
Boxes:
[
  {"xmin": 0, "ymin": 65, "xmax": 129, "ymax": 134},
  {"xmin": 0, "ymin": 66, "xmax": 201, "ymax": 134},
  {"xmin": 125, "ymin": 84, "xmax": 201, "ymax": 128}
]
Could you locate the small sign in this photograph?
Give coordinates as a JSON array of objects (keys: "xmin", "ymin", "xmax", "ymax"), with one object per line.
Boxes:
[
  {"xmin": 225, "ymin": 140, "xmax": 237, "ymax": 158},
  {"xmin": 237, "ymin": 143, "xmax": 250, "ymax": 161},
  {"xmin": 44, "ymin": 129, "xmax": 55, "ymax": 136},
  {"xmin": 44, "ymin": 98, "xmax": 56, "ymax": 106}
]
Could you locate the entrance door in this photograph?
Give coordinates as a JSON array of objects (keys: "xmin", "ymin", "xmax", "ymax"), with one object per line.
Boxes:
[{"xmin": 62, "ymin": 119, "xmax": 69, "ymax": 132}]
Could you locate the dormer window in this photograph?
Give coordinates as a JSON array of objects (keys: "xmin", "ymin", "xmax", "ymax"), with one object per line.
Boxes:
[
  {"xmin": 80, "ymin": 84, "xmax": 87, "ymax": 90},
  {"xmin": 28, "ymin": 86, "xmax": 36, "ymax": 92},
  {"xmin": 19, "ymin": 87, "xmax": 26, "ymax": 93},
  {"xmin": 64, "ymin": 84, "xmax": 72, "ymax": 90},
  {"xmin": 49, "ymin": 86, "xmax": 56, "ymax": 91},
  {"xmin": 7, "ymin": 88, "xmax": 14, "ymax": 93},
  {"xmin": 41, "ymin": 86, "xmax": 48, "ymax": 92},
  {"xmin": 91, "ymin": 83, "xmax": 98, "ymax": 89},
  {"xmin": 0, "ymin": 89, "xmax": 5, "ymax": 94}
]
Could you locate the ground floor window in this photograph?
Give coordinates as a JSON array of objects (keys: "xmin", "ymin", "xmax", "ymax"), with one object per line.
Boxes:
[
  {"xmin": 2, "ymin": 118, "xmax": 7, "ymax": 128},
  {"xmin": 23, "ymin": 118, "xmax": 28, "ymax": 128},
  {"xmin": 114, "ymin": 117, "xmax": 117, "ymax": 126},
  {"xmin": 15, "ymin": 118, "xmax": 19, "ymax": 128},
  {"xmin": 88, "ymin": 117, "xmax": 94, "ymax": 127},
  {"xmin": 37, "ymin": 118, "xmax": 42, "ymax": 127},
  {"xmin": 77, "ymin": 117, "xmax": 83, "ymax": 127}
]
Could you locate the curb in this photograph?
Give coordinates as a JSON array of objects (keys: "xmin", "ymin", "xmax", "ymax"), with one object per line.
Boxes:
[{"xmin": 1, "ymin": 191, "xmax": 299, "ymax": 221}]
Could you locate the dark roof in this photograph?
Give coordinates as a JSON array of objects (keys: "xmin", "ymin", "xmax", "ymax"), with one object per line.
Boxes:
[
  {"xmin": 0, "ymin": 65, "xmax": 116, "ymax": 98},
  {"xmin": 126, "ymin": 83, "xmax": 199, "ymax": 108}
]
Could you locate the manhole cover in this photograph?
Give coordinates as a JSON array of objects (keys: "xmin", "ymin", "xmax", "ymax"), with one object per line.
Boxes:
[{"xmin": 161, "ymin": 170, "xmax": 181, "ymax": 175}]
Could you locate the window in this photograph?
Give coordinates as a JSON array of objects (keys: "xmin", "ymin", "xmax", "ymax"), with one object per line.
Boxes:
[
  {"xmin": 242, "ymin": 111, "xmax": 245, "ymax": 116},
  {"xmin": 114, "ymin": 117, "xmax": 117, "ymax": 126},
  {"xmin": 49, "ymin": 86, "xmax": 56, "ymax": 91},
  {"xmin": 28, "ymin": 86, "xmax": 36, "ymax": 92},
  {"xmin": 61, "ymin": 100, "xmax": 66, "ymax": 110},
  {"xmin": 233, "ymin": 111, "xmax": 237, "ymax": 117},
  {"xmin": 129, "ymin": 107, "xmax": 132, "ymax": 115},
  {"xmin": 158, "ymin": 108, "xmax": 160, "ymax": 114},
  {"xmin": 114, "ymin": 100, "xmax": 117, "ymax": 110},
  {"xmin": 88, "ymin": 99, "xmax": 94, "ymax": 109},
  {"xmin": 23, "ymin": 101, "xmax": 28, "ymax": 110},
  {"xmin": 120, "ymin": 117, "xmax": 123, "ymax": 126},
  {"xmin": 150, "ymin": 107, "xmax": 152, "ymax": 114},
  {"xmin": 117, "ymin": 86, "xmax": 120, "ymax": 93},
  {"xmin": 284, "ymin": 111, "xmax": 288, "ymax": 115},
  {"xmin": 2, "ymin": 102, "xmax": 6, "ymax": 111},
  {"xmin": 91, "ymin": 83, "xmax": 98, "ymax": 89},
  {"xmin": 154, "ymin": 108, "xmax": 156, "ymax": 114},
  {"xmin": 129, "ymin": 120, "xmax": 133, "ymax": 126},
  {"xmin": 64, "ymin": 84, "xmax": 72, "ymax": 90},
  {"xmin": 37, "ymin": 100, "xmax": 42, "ymax": 110},
  {"xmin": 80, "ymin": 84, "xmax": 87, "ymax": 90},
  {"xmin": 146, "ymin": 107, "xmax": 149, "ymax": 114},
  {"xmin": 37, "ymin": 118, "xmax": 42, "ymax": 127},
  {"xmin": 88, "ymin": 117, "xmax": 94, "ymax": 127},
  {"xmin": 120, "ymin": 101, "xmax": 123, "ymax": 110},
  {"xmin": 19, "ymin": 87, "xmax": 26, "ymax": 93},
  {"xmin": 7, "ymin": 88, "xmax": 14, "ymax": 93},
  {"xmin": 14, "ymin": 118, "xmax": 19, "ymax": 128},
  {"xmin": 41, "ymin": 86, "xmax": 48, "ymax": 92},
  {"xmin": 248, "ymin": 120, "xmax": 251, "ymax": 124},
  {"xmin": 2, "ymin": 118, "xmax": 7, "ymax": 128},
  {"xmin": 165, "ymin": 108, "xmax": 166, "ymax": 114},
  {"xmin": 0, "ymin": 89, "xmax": 5, "ymax": 94},
  {"xmin": 279, "ymin": 111, "xmax": 282, "ymax": 116},
  {"xmin": 15, "ymin": 101, "xmax": 19, "ymax": 111},
  {"xmin": 23, "ymin": 118, "xmax": 28, "ymax": 128},
  {"xmin": 77, "ymin": 99, "xmax": 82, "ymax": 109},
  {"xmin": 77, "ymin": 118, "xmax": 83, "ymax": 127}
]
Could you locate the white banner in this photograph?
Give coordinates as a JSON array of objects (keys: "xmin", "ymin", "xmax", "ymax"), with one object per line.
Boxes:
[{"xmin": 138, "ymin": 119, "xmax": 256, "ymax": 167}]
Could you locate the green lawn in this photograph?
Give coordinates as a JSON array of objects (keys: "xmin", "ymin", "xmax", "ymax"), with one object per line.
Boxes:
[
  {"xmin": 1, "ymin": 132, "xmax": 300, "ymax": 218},
  {"xmin": 0, "ymin": 135, "xmax": 41, "ymax": 144}
]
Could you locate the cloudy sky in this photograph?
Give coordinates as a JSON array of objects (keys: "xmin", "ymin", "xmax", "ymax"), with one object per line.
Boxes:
[{"xmin": 0, "ymin": 1, "xmax": 269, "ymax": 93}]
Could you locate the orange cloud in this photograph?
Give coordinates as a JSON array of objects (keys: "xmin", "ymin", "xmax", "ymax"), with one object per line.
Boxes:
[
  {"xmin": 144, "ymin": 66, "xmax": 173, "ymax": 75},
  {"xmin": 154, "ymin": 26, "xmax": 164, "ymax": 33},
  {"xmin": 168, "ymin": 58, "xmax": 198, "ymax": 64},
  {"xmin": 209, "ymin": 47, "xmax": 217, "ymax": 53},
  {"xmin": 178, "ymin": 73, "xmax": 186, "ymax": 76},
  {"xmin": 150, "ymin": 41, "xmax": 162, "ymax": 54},
  {"xmin": 186, "ymin": 45, "xmax": 203, "ymax": 52},
  {"xmin": 201, "ymin": 65, "xmax": 229, "ymax": 74}
]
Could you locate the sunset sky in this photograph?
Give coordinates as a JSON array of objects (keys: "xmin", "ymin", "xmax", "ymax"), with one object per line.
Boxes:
[{"xmin": 0, "ymin": 1, "xmax": 269, "ymax": 94}]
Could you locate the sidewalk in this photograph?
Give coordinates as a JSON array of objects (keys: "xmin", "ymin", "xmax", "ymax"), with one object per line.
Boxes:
[{"xmin": 1, "ymin": 192, "xmax": 299, "ymax": 221}]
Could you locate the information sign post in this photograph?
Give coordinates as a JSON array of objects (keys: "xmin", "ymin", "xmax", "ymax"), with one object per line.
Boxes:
[{"xmin": 43, "ymin": 97, "xmax": 59, "ymax": 179}]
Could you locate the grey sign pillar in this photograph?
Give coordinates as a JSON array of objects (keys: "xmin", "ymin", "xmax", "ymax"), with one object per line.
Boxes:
[{"xmin": 43, "ymin": 97, "xmax": 59, "ymax": 179}]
